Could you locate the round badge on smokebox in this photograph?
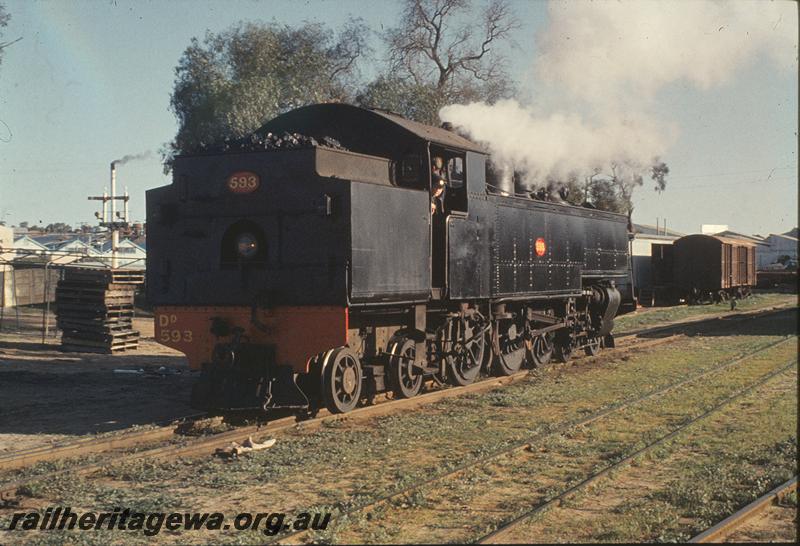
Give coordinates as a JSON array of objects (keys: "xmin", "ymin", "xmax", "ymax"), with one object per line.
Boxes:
[{"xmin": 226, "ymin": 171, "xmax": 260, "ymax": 194}]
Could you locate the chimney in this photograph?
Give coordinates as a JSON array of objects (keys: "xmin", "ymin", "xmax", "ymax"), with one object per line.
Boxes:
[{"xmin": 109, "ymin": 162, "xmax": 118, "ymax": 269}]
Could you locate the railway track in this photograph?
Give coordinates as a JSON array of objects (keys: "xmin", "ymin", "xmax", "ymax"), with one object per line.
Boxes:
[
  {"xmin": 474, "ymin": 359, "xmax": 797, "ymax": 544},
  {"xmin": 269, "ymin": 336, "xmax": 795, "ymax": 544},
  {"xmin": 688, "ymin": 476, "xmax": 798, "ymax": 543},
  {"xmin": 0, "ymin": 304, "xmax": 791, "ymax": 506},
  {"xmin": 0, "ymin": 311, "xmax": 679, "ymax": 474},
  {"xmin": 4, "ymin": 302, "xmax": 784, "ymax": 474},
  {"xmin": 0, "ymin": 414, "xmax": 205, "ymax": 473},
  {"xmin": 614, "ymin": 301, "xmax": 794, "ymax": 339}
]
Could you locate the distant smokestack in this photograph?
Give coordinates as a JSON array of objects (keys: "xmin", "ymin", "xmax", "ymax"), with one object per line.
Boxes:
[{"xmin": 110, "ymin": 163, "xmax": 118, "ymax": 269}]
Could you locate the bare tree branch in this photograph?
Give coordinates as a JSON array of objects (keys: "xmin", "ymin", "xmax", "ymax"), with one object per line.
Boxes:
[
  {"xmin": 386, "ymin": 0, "xmax": 515, "ymax": 101},
  {"xmin": 0, "ymin": 35, "xmax": 20, "ymax": 50}
]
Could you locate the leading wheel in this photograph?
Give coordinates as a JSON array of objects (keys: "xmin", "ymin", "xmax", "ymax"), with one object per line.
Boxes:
[
  {"xmin": 494, "ymin": 321, "xmax": 526, "ymax": 376},
  {"xmin": 320, "ymin": 347, "xmax": 362, "ymax": 414},
  {"xmin": 387, "ymin": 336, "xmax": 423, "ymax": 399},
  {"xmin": 445, "ymin": 316, "xmax": 486, "ymax": 386}
]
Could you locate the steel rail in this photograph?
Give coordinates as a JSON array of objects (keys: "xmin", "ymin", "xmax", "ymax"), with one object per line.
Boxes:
[
  {"xmin": 474, "ymin": 360, "xmax": 798, "ymax": 544},
  {"xmin": 0, "ymin": 317, "xmax": 679, "ymax": 475},
  {"xmin": 0, "ymin": 413, "xmax": 206, "ymax": 473},
  {"xmin": 0, "ymin": 330, "xmax": 690, "ymax": 504},
  {"xmin": 688, "ymin": 476, "xmax": 798, "ymax": 543},
  {"xmin": 270, "ymin": 336, "xmax": 795, "ymax": 545},
  {"xmin": 0, "ymin": 305, "xmax": 791, "ymax": 503},
  {"xmin": 614, "ymin": 302, "xmax": 795, "ymax": 339}
]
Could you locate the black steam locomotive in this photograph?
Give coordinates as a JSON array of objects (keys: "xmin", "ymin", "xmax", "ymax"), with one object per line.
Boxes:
[{"xmin": 147, "ymin": 104, "xmax": 635, "ymax": 414}]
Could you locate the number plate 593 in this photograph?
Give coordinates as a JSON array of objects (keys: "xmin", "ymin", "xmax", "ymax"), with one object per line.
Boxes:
[{"xmin": 226, "ymin": 171, "xmax": 260, "ymax": 194}]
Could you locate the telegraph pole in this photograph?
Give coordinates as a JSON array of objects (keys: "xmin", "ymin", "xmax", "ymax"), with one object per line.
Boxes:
[{"xmin": 88, "ymin": 163, "xmax": 130, "ymax": 269}]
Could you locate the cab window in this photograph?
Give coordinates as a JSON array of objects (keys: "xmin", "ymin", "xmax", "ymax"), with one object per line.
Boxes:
[
  {"xmin": 397, "ymin": 153, "xmax": 424, "ymax": 189},
  {"xmin": 448, "ymin": 157, "xmax": 464, "ymax": 188},
  {"xmin": 443, "ymin": 153, "xmax": 467, "ymax": 213}
]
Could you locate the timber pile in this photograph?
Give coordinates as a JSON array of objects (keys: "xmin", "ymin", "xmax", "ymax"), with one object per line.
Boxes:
[{"xmin": 55, "ymin": 267, "xmax": 145, "ymax": 353}]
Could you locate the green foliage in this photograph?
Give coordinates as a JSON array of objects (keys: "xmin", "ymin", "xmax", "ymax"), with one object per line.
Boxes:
[
  {"xmin": 547, "ymin": 156, "xmax": 668, "ymax": 214},
  {"xmin": 164, "ymin": 19, "xmax": 368, "ymax": 168},
  {"xmin": 589, "ymin": 178, "xmax": 627, "ymax": 214},
  {"xmin": 561, "ymin": 176, "xmax": 586, "ymax": 206},
  {"xmin": 43, "ymin": 222, "xmax": 72, "ymax": 233},
  {"xmin": 651, "ymin": 159, "xmax": 669, "ymax": 192},
  {"xmin": 356, "ymin": 76, "xmax": 446, "ymax": 126},
  {"xmin": 583, "ymin": 160, "xmax": 669, "ymax": 215}
]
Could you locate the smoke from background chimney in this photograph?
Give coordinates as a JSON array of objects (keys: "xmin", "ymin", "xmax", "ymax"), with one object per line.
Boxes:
[{"xmin": 111, "ymin": 150, "xmax": 152, "ymax": 167}]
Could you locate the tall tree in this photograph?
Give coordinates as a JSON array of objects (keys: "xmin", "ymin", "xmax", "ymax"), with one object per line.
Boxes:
[
  {"xmin": 356, "ymin": 76, "xmax": 446, "ymax": 126},
  {"xmin": 165, "ymin": 19, "xmax": 368, "ymax": 168},
  {"xmin": 588, "ymin": 178, "xmax": 625, "ymax": 214},
  {"xmin": 358, "ymin": 0, "xmax": 517, "ymax": 123},
  {"xmin": 583, "ymin": 158, "xmax": 669, "ymax": 215}
]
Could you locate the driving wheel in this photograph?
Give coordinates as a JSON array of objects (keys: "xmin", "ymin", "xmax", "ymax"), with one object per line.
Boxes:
[
  {"xmin": 387, "ymin": 336, "xmax": 423, "ymax": 398},
  {"xmin": 494, "ymin": 321, "xmax": 526, "ymax": 375},
  {"xmin": 445, "ymin": 316, "xmax": 486, "ymax": 386}
]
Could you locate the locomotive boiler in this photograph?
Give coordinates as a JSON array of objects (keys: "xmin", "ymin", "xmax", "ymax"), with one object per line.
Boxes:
[{"xmin": 146, "ymin": 103, "xmax": 635, "ymax": 414}]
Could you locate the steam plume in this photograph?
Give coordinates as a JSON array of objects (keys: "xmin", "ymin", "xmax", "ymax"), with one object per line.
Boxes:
[
  {"xmin": 111, "ymin": 150, "xmax": 152, "ymax": 167},
  {"xmin": 440, "ymin": 1, "xmax": 797, "ymax": 191}
]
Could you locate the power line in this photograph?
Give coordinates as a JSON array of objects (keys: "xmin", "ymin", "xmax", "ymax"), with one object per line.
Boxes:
[
  {"xmin": 660, "ymin": 175, "xmax": 796, "ymax": 191},
  {"xmin": 665, "ymin": 163, "xmax": 796, "ymax": 184}
]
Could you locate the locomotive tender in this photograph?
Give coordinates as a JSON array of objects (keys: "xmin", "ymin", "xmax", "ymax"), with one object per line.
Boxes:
[{"xmin": 147, "ymin": 104, "xmax": 635, "ymax": 414}]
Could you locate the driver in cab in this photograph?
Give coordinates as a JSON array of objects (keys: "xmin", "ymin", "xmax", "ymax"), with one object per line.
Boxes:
[{"xmin": 430, "ymin": 156, "xmax": 447, "ymax": 214}]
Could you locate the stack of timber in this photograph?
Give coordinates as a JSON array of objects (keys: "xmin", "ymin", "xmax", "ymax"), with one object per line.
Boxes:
[{"xmin": 55, "ymin": 267, "xmax": 144, "ymax": 353}]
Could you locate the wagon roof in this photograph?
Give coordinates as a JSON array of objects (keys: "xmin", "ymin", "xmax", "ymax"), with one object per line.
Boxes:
[
  {"xmin": 679, "ymin": 233, "xmax": 757, "ymax": 247},
  {"xmin": 256, "ymin": 103, "xmax": 487, "ymax": 154}
]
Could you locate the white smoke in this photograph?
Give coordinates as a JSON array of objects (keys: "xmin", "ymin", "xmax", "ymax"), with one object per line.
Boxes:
[
  {"xmin": 440, "ymin": 0, "xmax": 797, "ymax": 187},
  {"xmin": 441, "ymin": 101, "xmax": 669, "ymax": 183}
]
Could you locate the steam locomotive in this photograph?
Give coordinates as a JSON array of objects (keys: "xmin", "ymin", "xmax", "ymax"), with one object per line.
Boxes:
[{"xmin": 146, "ymin": 104, "xmax": 635, "ymax": 414}]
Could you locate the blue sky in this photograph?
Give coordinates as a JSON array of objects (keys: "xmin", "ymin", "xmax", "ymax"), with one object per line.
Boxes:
[{"xmin": 0, "ymin": 0, "xmax": 796, "ymax": 236}]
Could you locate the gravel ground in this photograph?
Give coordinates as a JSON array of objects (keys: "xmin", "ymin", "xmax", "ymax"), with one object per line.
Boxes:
[{"xmin": 0, "ymin": 310, "xmax": 193, "ymax": 453}]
